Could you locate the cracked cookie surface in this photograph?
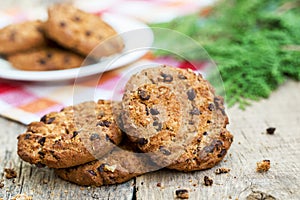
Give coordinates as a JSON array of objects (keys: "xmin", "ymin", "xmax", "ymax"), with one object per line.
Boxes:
[{"xmin": 17, "ymin": 100, "xmax": 123, "ymax": 168}]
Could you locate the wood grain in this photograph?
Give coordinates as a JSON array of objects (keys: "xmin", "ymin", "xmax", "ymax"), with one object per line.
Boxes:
[{"xmin": 0, "ymin": 81, "xmax": 299, "ymax": 200}]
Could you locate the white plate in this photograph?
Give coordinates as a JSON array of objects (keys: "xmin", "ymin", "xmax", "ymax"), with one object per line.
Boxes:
[{"xmin": 0, "ymin": 13, "xmax": 153, "ymax": 81}]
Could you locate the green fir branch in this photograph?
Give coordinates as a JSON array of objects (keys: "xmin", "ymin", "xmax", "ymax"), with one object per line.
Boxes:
[{"xmin": 150, "ymin": 0, "xmax": 300, "ymax": 109}]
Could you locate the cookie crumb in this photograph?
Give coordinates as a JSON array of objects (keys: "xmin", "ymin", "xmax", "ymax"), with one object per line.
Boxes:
[
  {"xmin": 11, "ymin": 194, "xmax": 33, "ymax": 200},
  {"xmin": 203, "ymin": 176, "xmax": 213, "ymax": 186},
  {"xmin": 266, "ymin": 127, "xmax": 276, "ymax": 135},
  {"xmin": 215, "ymin": 167, "xmax": 231, "ymax": 174},
  {"xmin": 256, "ymin": 160, "xmax": 271, "ymax": 172},
  {"xmin": 175, "ymin": 189, "xmax": 189, "ymax": 199},
  {"xmin": 80, "ymin": 187, "xmax": 85, "ymax": 191},
  {"xmin": 103, "ymin": 164, "xmax": 117, "ymax": 172},
  {"xmin": 4, "ymin": 168, "xmax": 17, "ymax": 179},
  {"xmin": 42, "ymin": 179, "xmax": 48, "ymax": 184},
  {"xmin": 0, "ymin": 179, "xmax": 4, "ymax": 188}
]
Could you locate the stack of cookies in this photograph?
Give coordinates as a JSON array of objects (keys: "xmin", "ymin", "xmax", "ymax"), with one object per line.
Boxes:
[
  {"xmin": 17, "ymin": 65, "xmax": 233, "ymax": 186},
  {"xmin": 0, "ymin": 4, "xmax": 124, "ymax": 71}
]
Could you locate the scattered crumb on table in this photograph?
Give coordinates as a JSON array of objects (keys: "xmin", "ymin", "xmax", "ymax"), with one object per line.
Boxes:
[
  {"xmin": 4, "ymin": 168, "xmax": 17, "ymax": 179},
  {"xmin": 11, "ymin": 194, "xmax": 33, "ymax": 200},
  {"xmin": 256, "ymin": 160, "xmax": 271, "ymax": 172},
  {"xmin": 175, "ymin": 189, "xmax": 189, "ymax": 199},
  {"xmin": 266, "ymin": 127, "xmax": 276, "ymax": 135},
  {"xmin": 203, "ymin": 176, "xmax": 213, "ymax": 186},
  {"xmin": 215, "ymin": 167, "xmax": 231, "ymax": 174}
]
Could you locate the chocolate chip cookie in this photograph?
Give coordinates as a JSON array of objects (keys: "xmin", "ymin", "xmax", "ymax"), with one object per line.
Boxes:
[
  {"xmin": 17, "ymin": 100, "xmax": 123, "ymax": 168},
  {"xmin": 55, "ymin": 140, "xmax": 158, "ymax": 186},
  {"xmin": 45, "ymin": 4, "xmax": 124, "ymax": 58},
  {"xmin": 121, "ymin": 65, "xmax": 233, "ymax": 170},
  {"xmin": 7, "ymin": 47, "xmax": 85, "ymax": 71},
  {"xmin": 0, "ymin": 20, "xmax": 47, "ymax": 55}
]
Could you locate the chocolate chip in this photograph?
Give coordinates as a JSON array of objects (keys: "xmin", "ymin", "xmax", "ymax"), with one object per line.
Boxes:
[
  {"xmin": 214, "ymin": 97, "xmax": 220, "ymax": 108},
  {"xmin": 208, "ymin": 103, "xmax": 215, "ymax": 111},
  {"xmin": 9, "ymin": 31, "xmax": 16, "ymax": 42},
  {"xmin": 40, "ymin": 116, "xmax": 53, "ymax": 124},
  {"xmin": 221, "ymin": 109, "xmax": 226, "ymax": 115},
  {"xmin": 24, "ymin": 134, "xmax": 31, "ymax": 140},
  {"xmin": 214, "ymin": 140, "xmax": 223, "ymax": 149},
  {"xmin": 266, "ymin": 127, "xmax": 276, "ymax": 134},
  {"xmin": 190, "ymin": 107, "xmax": 201, "ymax": 115},
  {"xmin": 217, "ymin": 149, "xmax": 227, "ymax": 158},
  {"xmin": 203, "ymin": 145, "xmax": 215, "ymax": 153},
  {"xmin": 40, "ymin": 115, "xmax": 47, "ymax": 123},
  {"xmin": 64, "ymin": 56, "xmax": 70, "ymax": 64},
  {"xmin": 159, "ymin": 146, "xmax": 171, "ymax": 155},
  {"xmin": 87, "ymin": 170, "xmax": 97, "ymax": 176},
  {"xmin": 138, "ymin": 138, "xmax": 148, "ymax": 145},
  {"xmin": 215, "ymin": 168, "xmax": 230, "ymax": 174},
  {"xmin": 38, "ymin": 59, "xmax": 46, "ymax": 65},
  {"xmin": 153, "ymin": 120, "xmax": 162, "ymax": 131},
  {"xmin": 85, "ymin": 31, "xmax": 92, "ymax": 36},
  {"xmin": 160, "ymin": 72, "xmax": 173, "ymax": 82},
  {"xmin": 138, "ymin": 89, "xmax": 150, "ymax": 100},
  {"xmin": 203, "ymin": 132, "xmax": 208, "ymax": 136},
  {"xmin": 145, "ymin": 107, "xmax": 150, "ymax": 116},
  {"xmin": 197, "ymin": 138, "xmax": 201, "ymax": 143},
  {"xmin": 36, "ymin": 27, "xmax": 43, "ymax": 33},
  {"xmin": 59, "ymin": 21, "xmax": 66, "ymax": 27},
  {"xmin": 72, "ymin": 131, "xmax": 79, "ymax": 139},
  {"xmin": 38, "ymin": 151, "xmax": 45, "ymax": 158},
  {"xmin": 207, "ymin": 120, "xmax": 211, "ymax": 124},
  {"xmin": 97, "ymin": 120, "xmax": 111, "ymax": 127},
  {"xmin": 188, "ymin": 120, "xmax": 194, "ymax": 125},
  {"xmin": 155, "ymin": 122, "xmax": 162, "ymax": 131},
  {"xmin": 187, "ymin": 89, "xmax": 196, "ymax": 101},
  {"xmin": 175, "ymin": 189, "xmax": 189, "ymax": 199},
  {"xmin": 105, "ymin": 134, "xmax": 115, "ymax": 144},
  {"xmin": 204, "ymin": 176, "xmax": 213, "ymax": 186},
  {"xmin": 150, "ymin": 108, "xmax": 160, "ymax": 115},
  {"xmin": 38, "ymin": 137, "xmax": 46, "ymax": 146},
  {"xmin": 178, "ymin": 74, "xmax": 187, "ymax": 80},
  {"xmin": 97, "ymin": 164, "xmax": 106, "ymax": 172},
  {"xmin": 73, "ymin": 16, "xmax": 81, "ymax": 21},
  {"xmin": 46, "ymin": 52, "xmax": 52, "ymax": 58},
  {"xmin": 90, "ymin": 133, "xmax": 100, "ymax": 141},
  {"xmin": 36, "ymin": 162, "xmax": 46, "ymax": 168}
]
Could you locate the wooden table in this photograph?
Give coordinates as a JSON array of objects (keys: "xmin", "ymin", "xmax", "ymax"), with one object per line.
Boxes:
[{"xmin": 0, "ymin": 80, "xmax": 299, "ymax": 200}]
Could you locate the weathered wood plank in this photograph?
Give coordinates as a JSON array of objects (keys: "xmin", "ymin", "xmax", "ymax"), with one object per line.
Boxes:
[
  {"xmin": 135, "ymin": 80, "xmax": 300, "ymax": 200},
  {"xmin": 0, "ymin": 118, "xmax": 134, "ymax": 200},
  {"xmin": 1, "ymin": 81, "xmax": 300, "ymax": 200}
]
